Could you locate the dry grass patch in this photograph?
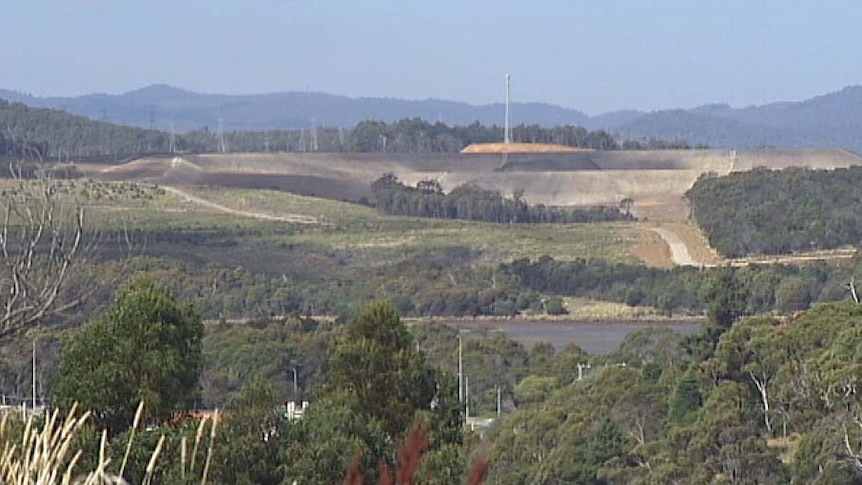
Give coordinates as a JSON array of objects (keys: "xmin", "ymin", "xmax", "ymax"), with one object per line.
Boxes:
[
  {"xmin": 562, "ymin": 297, "xmax": 665, "ymax": 320},
  {"xmin": 0, "ymin": 403, "xmax": 217, "ymax": 485}
]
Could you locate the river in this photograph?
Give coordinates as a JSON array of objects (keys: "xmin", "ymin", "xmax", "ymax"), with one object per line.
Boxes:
[{"xmin": 445, "ymin": 319, "xmax": 703, "ymax": 354}]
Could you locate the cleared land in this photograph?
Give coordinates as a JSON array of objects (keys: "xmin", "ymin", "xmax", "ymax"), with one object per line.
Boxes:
[
  {"xmin": 79, "ymin": 148, "xmax": 862, "ymax": 267},
  {"xmin": 87, "ymin": 148, "xmax": 862, "ymax": 209}
]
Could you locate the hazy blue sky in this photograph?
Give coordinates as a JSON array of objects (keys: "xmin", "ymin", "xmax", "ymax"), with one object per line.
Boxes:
[{"xmin": 3, "ymin": 1, "xmax": 861, "ymax": 114}]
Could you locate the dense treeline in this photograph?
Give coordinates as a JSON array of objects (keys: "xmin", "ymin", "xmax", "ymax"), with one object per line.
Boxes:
[
  {"xmin": 687, "ymin": 166, "xmax": 862, "ymax": 257},
  {"xmin": 169, "ymin": 118, "xmax": 623, "ymax": 153},
  {"xmin": 184, "ymin": 119, "xmax": 703, "ymax": 153},
  {"xmin": 489, "ymin": 299, "xmax": 862, "ymax": 483},
  {"xmin": 0, "ymin": 99, "xmax": 170, "ymax": 160},
  {"xmin": 61, "ymin": 248, "xmax": 849, "ymax": 326},
  {"xmin": 25, "ymin": 280, "xmax": 862, "ymax": 483},
  {"xmin": 347, "ymin": 118, "xmax": 620, "ymax": 152},
  {"xmin": 371, "ymin": 174, "xmax": 634, "ymax": 224},
  {"xmin": 504, "ymin": 255, "xmax": 838, "ymax": 316},
  {"xmin": 3, "ymin": 98, "xmax": 698, "ymax": 159}
]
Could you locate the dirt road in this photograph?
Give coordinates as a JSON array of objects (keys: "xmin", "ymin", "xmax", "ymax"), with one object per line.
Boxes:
[
  {"xmin": 650, "ymin": 227, "xmax": 700, "ymax": 266},
  {"xmin": 161, "ymin": 186, "xmax": 321, "ymax": 224}
]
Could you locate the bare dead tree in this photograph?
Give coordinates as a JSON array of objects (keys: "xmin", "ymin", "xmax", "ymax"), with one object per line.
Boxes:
[{"xmin": 0, "ymin": 136, "xmax": 128, "ymax": 338}]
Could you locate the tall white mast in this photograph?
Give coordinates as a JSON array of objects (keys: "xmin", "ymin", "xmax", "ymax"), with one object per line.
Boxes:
[{"xmin": 504, "ymin": 74, "xmax": 512, "ymax": 144}]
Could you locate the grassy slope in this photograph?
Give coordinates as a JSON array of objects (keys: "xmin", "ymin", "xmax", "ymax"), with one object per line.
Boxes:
[
  {"xmin": 38, "ymin": 180, "xmax": 642, "ymax": 267},
  {"xmin": 2, "ymin": 179, "xmax": 662, "ymax": 319}
]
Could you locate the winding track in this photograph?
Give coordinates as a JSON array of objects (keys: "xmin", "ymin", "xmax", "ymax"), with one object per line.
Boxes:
[{"xmin": 161, "ymin": 186, "xmax": 321, "ymax": 224}]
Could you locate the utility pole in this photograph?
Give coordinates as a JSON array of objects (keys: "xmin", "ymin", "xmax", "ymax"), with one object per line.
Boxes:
[
  {"xmin": 504, "ymin": 74, "xmax": 512, "ymax": 144},
  {"xmin": 169, "ymin": 122, "xmax": 177, "ymax": 154},
  {"xmin": 217, "ymin": 117, "xmax": 227, "ymax": 153},
  {"xmin": 465, "ymin": 375, "xmax": 470, "ymax": 424},
  {"xmin": 457, "ymin": 335, "xmax": 463, "ymax": 402},
  {"xmin": 32, "ymin": 339, "xmax": 36, "ymax": 409}
]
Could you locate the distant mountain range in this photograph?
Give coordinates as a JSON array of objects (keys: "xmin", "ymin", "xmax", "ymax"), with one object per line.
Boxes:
[{"xmin": 3, "ymin": 84, "xmax": 862, "ymax": 152}]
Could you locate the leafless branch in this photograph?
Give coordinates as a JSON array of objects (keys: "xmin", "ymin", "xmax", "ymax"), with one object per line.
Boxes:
[{"xmin": 0, "ymin": 137, "xmax": 131, "ymax": 337}]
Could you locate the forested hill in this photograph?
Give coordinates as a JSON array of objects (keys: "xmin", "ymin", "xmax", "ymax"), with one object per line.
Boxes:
[
  {"xmin": 686, "ymin": 166, "xmax": 862, "ymax": 257},
  {"xmin": 0, "ymin": 84, "xmax": 594, "ymax": 133},
  {"xmin": 7, "ymin": 84, "xmax": 862, "ymax": 152},
  {"xmin": 0, "ymin": 101, "xmax": 628, "ymax": 158},
  {"xmin": 0, "ymin": 99, "xmax": 170, "ymax": 160}
]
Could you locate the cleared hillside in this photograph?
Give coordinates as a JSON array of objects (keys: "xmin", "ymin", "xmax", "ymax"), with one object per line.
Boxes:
[{"xmin": 88, "ymin": 148, "xmax": 862, "ymax": 215}]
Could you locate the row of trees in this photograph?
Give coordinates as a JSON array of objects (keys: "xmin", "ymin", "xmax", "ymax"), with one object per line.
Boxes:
[
  {"xmin": 29, "ymin": 243, "xmax": 852, "ymax": 330},
  {"xmin": 687, "ymin": 166, "xmax": 862, "ymax": 257},
  {"xmin": 347, "ymin": 118, "xmax": 620, "ymax": 152},
  {"xmin": 1, "ymin": 99, "xmax": 169, "ymax": 161},
  {"xmin": 504, "ymin": 255, "xmax": 836, "ymax": 316},
  {"xmin": 371, "ymin": 174, "xmax": 633, "ymax": 224},
  {"xmin": 3, "ymin": 99, "xmax": 700, "ymax": 159}
]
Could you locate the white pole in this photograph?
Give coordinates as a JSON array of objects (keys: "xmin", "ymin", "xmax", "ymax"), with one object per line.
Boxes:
[
  {"xmin": 465, "ymin": 375, "xmax": 470, "ymax": 424},
  {"xmin": 504, "ymin": 74, "xmax": 511, "ymax": 144},
  {"xmin": 32, "ymin": 339, "xmax": 36, "ymax": 409},
  {"xmin": 496, "ymin": 386, "xmax": 501, "ymax": 417},
  {"xmin": 458, "ymin": 335, "xmax": 463, "ymax": 402}
]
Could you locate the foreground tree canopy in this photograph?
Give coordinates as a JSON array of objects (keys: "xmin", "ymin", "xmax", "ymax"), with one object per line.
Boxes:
[
  {"xmin": 486, "ymin": 300, "xmax": 862, "ymax": 484},
  {"xmin": 282, "ymin": 301, "xmax": 465, "ymax": 484},
  {"xmin": 53, "ymin": 274, "xmax": 203, "ymax": 434}
]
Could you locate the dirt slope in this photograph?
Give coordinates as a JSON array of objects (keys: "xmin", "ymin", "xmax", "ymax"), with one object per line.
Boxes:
[
  {"xmin": 88, "ymin": 149, "xmax": 861, "ymax": 211},
  {"xmin": 82, "ymin": 149, "xmax": 862, "ymax": 267}
]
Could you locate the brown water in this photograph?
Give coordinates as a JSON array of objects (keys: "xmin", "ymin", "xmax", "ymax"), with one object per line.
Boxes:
[{"xmin": 450, "ymin": 319, "xmax": 703, "ymax": 354}]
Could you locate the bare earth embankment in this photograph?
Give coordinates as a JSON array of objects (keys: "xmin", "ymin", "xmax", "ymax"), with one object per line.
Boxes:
[{"xmin": 82, "ymin": 148, "xmax": 862, "ymax": 267}]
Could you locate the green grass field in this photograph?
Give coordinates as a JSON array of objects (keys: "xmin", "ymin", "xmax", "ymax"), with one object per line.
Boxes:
[
  {"xmin": 2, "ymin": 179, "xmax": 647, "ymax": 271},
  {"xmin": 146, "ymin": 185, "xmax": 642, "ymax": 265}
]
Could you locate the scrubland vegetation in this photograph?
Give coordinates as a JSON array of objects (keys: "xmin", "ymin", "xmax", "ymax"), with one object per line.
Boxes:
[
  {"xmin": 688, "ymin": 166, "xmax": 862, "ymax": 257},
  {"xmin": 6, "ymin": 99, "xmax": 862, "ymax": 483}
]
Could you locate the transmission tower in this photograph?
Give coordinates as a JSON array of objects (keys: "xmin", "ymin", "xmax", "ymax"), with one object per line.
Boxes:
[
  {"xmin": 504, "ymin": 74, "xmax": 513, "ymax": 144},
  {"xmin": 148, "ymin": 105, "xmax": 156, "ymax": 131},
  {"xmin": 310, "ymin": 123, "xmax": 319, "ymax": 152},
  {"xmin": 299, "ymin": 129, "xmax": 307, "ymax": 152},
  {"xmin": 169, "ymin": 122, "xmax": 177, "ymax": 153},
  {"xmin": 217, "ymin": 117, "xmax": 227, "ymax": 153}
]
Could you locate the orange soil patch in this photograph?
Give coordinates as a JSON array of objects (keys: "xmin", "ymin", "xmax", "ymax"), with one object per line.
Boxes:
[{"xmin": 460, "ymin": 143, "xmax": 593, "ymax": 154}]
